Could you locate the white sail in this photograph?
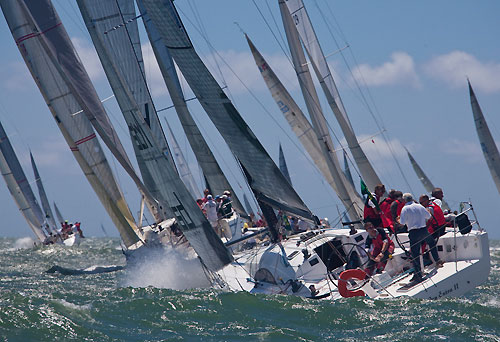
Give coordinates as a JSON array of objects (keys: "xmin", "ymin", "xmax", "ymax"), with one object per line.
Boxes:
[
  {"xmin": 1, "ymin": 0, "xmax": 141, "ymax": 248},
  {"xmin": 283, "ymin": 0, "xmax": 382, "ymax": 191},
  {"xmin": 136, "ymin": 0, "xmax": 247, "ymax": 216},
  {"xmin": 406, "ymin": 148, "xmax": 451, "ymax": 211},
  {"xmin": 164, "ymin": 118, "xmax": 200, "ymax": 198},
  {"xmin": 343, "ymin": 151, "xmax": 355, "ymax": 189},
  {"xmin": 30, "ymin": 152, "xmax": 58, "ymax": 233},
  {"xmin": 53, "ymin": 201, "xmax": 64, "ymax": 226},
  {"xmin": 469, "ymin": 80, "xmax": 500, "ymax": 197},
  {"xmin": 0, "ymin": 122, "xmax": 46, "ymax": 241},
  {"xmin": 247, "ymin": 32, "xmax": 363, "ymax": 219},
  {"xmin": 140, "ymin": 0, "xmax": 315, "ymax": 222}
]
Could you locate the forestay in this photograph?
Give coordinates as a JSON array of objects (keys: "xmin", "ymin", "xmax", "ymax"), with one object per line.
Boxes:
[
  {"xmin": 0, "ymin": 0, "xmax": 140, "ymax": 248},
  {"xmin": 283, "ymin": 0, "xmax": 382, "ymax": 191},
  {"xmin": 141, "ymin": 0, "xmax": 314, "ymax": 221}
]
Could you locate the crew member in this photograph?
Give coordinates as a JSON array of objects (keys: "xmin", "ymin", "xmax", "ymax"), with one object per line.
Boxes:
[{"xmin": 364, "ymin": 222, "xmax": 395, "ymax": 276}]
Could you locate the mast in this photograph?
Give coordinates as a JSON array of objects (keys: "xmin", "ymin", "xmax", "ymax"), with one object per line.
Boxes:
[
  {"xmin": 0, "ymin": 121, "xmax": 46, "ymax": 241},
  {"xmin": 30, "ymin": 152, "xmax": 58, "ymax": 233},
  {"xmin": 406, "ymin": 148, "xmax": 451, "ymax": 211},
  {"xmin": 247, "ymin": 33, "xmax": 363, "ymax": 219},
  {"xmin": 469, "ymin": 80, "xmax": 500, "ymax": 197},
  {"xmin": 140, "ymin": 0, "xmax": 315, "ymax": 224},
  {"xmin": 1, "ymin": 0, "xmax": 141, "ymax": 248},
  {"xmin": 136, "ymin": 0, "xmax": 247, "ymax": 216},
  {"xmin": 282, "ymin": 0, "xmax": 382, "ymax": 190},
  {"xmin": 164, "ymin": 117, "xmax": 200, "ymax": 198}
]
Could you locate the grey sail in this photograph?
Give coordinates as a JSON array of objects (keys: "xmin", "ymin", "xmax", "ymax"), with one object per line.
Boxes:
[
  {"xmin": 140, "ymin": 0, "xmax": 314, "ymax": 221},
  {"xmin": 53, "ymin": 202, "xmax": 64, "ymax": 225},
  {"xmin": 1, "ymin": 0, "xmax": 141, "ymax": 248},
  {"xmin": 77, "ymin": 0, "xmax": 178, "ymax": 221},
  {"xmin": 283, "ymin": 0, "xmax": 382, "ymax": 191},
  {"xmin": 406, "ymin": 148, "xmax": 451, "ymax": 211},
  {"xmin": 247, "ymin": 31, "xmax": 363, "ymax": 219},
  {"xmin": 164, "ymin": 118, "xmax": 200, "ymax": 198},
  {"xmin": 278, "ymin": 144, "xmax": 292, "ymax": 185},
  {"xmin": 469, "ymin": 80, "xmax": 500, "ymax": 197},
  {"xmin": 243, "ymin": 193, "xmax": 254, "ymax": 216},
  {"xmin": 136, "ymin": 0, "xmax": 247, "ymax": 216},
  {"xmin": 0, "ymin": 121, "xmax": 46, "ymax": 241},
  {"xmin": 30, "ymin": 152, "xmax": 58, "ymax": 233},
  {"xmin": 20, "ymin": 0, "xmax": 160, "ymax": 216},
  {"xmin": 75, "ymin": 0, "xmax": 232, "ymax": 270},
  {"xmin": 343, "ymin": 151, "xmax": 355, "ymax": 189}
]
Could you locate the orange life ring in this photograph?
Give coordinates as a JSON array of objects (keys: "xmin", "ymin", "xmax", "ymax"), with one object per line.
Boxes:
[{"xmin": 338, "ymin": 269, "xmax": 367, "ymax": 298}]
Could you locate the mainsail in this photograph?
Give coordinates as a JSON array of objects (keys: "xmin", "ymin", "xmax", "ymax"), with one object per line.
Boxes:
[
  {"xmin": 282, "ymin": 0, "xmax": 382, "ymax": 191},
  {"xmin": 140, "ymin": 0, "xmax": 314, "ymax": 221},
  {"xmin": 469, "ymin": 80, "xmax": 500, "ymax": 197},
  {"xmin": 1, "ymin": 0, "xmax": 141, "ymax": 248},
  {"xmin": 136, "ymin": 0, "xmax": 247, "ymax": 216},
  {"xmin": 0, "ymin": 121, "xmax": 46, "ymax": 241},
  {"xmin": 343, "ymin": 151, "xmax": 355, "ymax": 189},
  {"xmin": 406, "ymin": 148, "xmax": 451, "ymax": 211},
  {"xmin": 247, "ymin": 33, "xmax": 363, "ymax": 219},
  {"xmin": 76, "ymin": 0, "xmax": 232, "ymax": 270},
  {"xmin": 30, "ymin": 152, "xmax": 57, "ymax": 233},
  {"xmin": 278, "ymin": 143, "xmax": 292, "ymax": 185},
  {"xmin": 164, "ymin": 118, "xmax": 200, "ymax": 198}
]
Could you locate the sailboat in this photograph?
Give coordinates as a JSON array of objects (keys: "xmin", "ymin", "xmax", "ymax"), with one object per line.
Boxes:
[
  {"xmin": 134, "ymin": 0, "xmax": 490, "ymax": 300},
  {"xmin": 0, "ymin": 121, "xmax": 81, "ymax": 246}
]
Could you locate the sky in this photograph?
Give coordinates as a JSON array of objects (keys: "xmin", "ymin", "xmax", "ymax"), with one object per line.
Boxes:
[{"xmin": 0, "ymin": 0, "xmax": 499, "ymax": 239}]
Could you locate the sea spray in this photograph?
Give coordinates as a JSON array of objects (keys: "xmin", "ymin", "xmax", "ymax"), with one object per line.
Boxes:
[
  {"xmin": 13, "ymin": 236, "xmax": 35, "ymax": 249},
  {"xmin": 120, "ymin": 245, "xmax": 211, "ymax": 290}
]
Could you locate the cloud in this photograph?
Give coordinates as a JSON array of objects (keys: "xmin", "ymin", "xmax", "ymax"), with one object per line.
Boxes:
[
  {"xmin": 439, "ymin": 138, "xmax": 484, "ymax": 163},
  {"xmin": 351, "ymin": 52, "xmax": 420, "ymax": 88},
  {"xmin": 424, "ymin": 51, "xmax": 500, "ymax": 93},
  {"xmin": 71, "ymin": 37, "xmax": 105, "ymax": 82},
  {"xmin": 1, "ymin": 61, "xmax": 34, "ymax": 92}
]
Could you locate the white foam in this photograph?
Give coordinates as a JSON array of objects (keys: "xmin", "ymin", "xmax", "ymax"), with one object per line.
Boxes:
[
  {"xmin": 121, "ymin": 246, "xmax": 211, "ymax": 290},
  {"xmin": 13, "ymin": 237, "xmax": 35, "ymax": 249},
  {"xmin": 54, "ymin": 299, "xmax": 91, "ymax": 311}
]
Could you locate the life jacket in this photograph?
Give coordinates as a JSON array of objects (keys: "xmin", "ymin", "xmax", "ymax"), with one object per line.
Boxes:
[
  {"xmin": 379, "ymin": 198, "xmax": 394, "ymax": 230},
  {"xmin": 427, "ymin": 202, "xmax": 446, "ymax": 233},
  {"xmin": 363, "ymin": 194, "xmax": 382, "ymax": 226},
  {"xmin": 366, "ymin": 229, "xmax": 395, "ymax": 255}
]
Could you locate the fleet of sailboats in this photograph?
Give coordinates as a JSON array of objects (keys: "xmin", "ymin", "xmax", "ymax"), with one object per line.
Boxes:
[{"xmin": 0, "ymin": 0, "xmax": 491, "ymax": 300}]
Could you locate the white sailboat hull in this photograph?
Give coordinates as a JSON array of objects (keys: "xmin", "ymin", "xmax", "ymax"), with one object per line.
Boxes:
[{"xmin": 62, "ymin": 233, "xmax": 82, "ymax": 247}]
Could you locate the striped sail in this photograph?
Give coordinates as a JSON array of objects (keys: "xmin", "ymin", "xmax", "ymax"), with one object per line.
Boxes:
[
  {"xmin": 53, "ymin": 202, "xmax": 64, "ymax": 226},
  {"xmin": 140, "ymin": 0, "xmax": 314, "ymax": 221},
  {"xmin": 406, "ymin": 148, "xmax": 451, "ymax": 211},
  {"xmin": 0, "ymin": 121, "xmax": 46, "ymax": 241},
  {"xmin": 247, "ymin": 33, "xmax": 363, "ymax": 219},
  {"xmin": 76, "ymin": 0, "xmax": 232, "ymax": 270},
  {"xmin": 283, "ymin": 0, "xmax": 382, "ymax": 191},
  {"xmin": 136, "ymin": 0, "xmax": 247, "ymax": 216},
  {"xmin": 1, "ymin": 0, "xmax": 140, "ymax": 248},
  {"xmin": 278, "ymin": 143, "xmax": 292, "ymax": 185},
  {"xmin": 30, "ymin": 152, "xmax": 58, "ymax": 233},
  {"xmin": 164, "ymin": 118, "xmax": 200, "ymax": 198},
  {"xmin": 469, "ymin": 81, "xmax": 500, "ymax": 197}
]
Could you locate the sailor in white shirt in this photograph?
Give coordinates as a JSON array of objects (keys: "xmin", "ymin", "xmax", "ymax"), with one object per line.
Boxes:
[{"xmin": 400, "ymin": 193, "xmax": 444, "ymax": 283}]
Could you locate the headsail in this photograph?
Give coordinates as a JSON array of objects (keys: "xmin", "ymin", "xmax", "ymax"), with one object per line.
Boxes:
[
  {"xmin": 1, "ymin": 0, "xmax": 141, "ymax": 248},
  {"xmin": 406, "ymin": 148, "xmax": 451, "ymax": 211},
  {"xmin": 30, "ymin": 152, "xmax": 58, "ymax": 233},
  {"xmin": 53, "ymin": 202, "xmax": 64, "ymax": 226},
  {"xmin": 136, "ymin": 0, "xmax": 247, "ymax": 216},
  {"xmin": 343, "ymin": 151, "xmax": 355, "ymax": 189},
  {"xmin": 0, "ymin": 121, "xmax": 46, "ymax": 241},
  {"xmin": 140, "ymin": 0, "xmax": 314, "ymax": 221},
  {"xmin": 469, "ymin": 80, "xmax": 500, "ymax": 197},
  {"xmin": 282, "ymin": 0, "xmax": 382, "ymax": 191},
  {"xmin": 76, "ymin": 0, "xmax": 232, "ymax": 270},
  {"xmin": 246, "ymin": 32, "xmax": 363, "ymax": 219}
]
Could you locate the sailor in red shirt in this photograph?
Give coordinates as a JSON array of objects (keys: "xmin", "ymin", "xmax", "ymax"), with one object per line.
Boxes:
[
  {"xmin": 379, "ymin": 189, "xmax": 398, "ymax": 232},
  {"xmin": 419, "ymin": 194, "xmax": 447, "ymax": 240},
  {"xmin": 363, "ymin": 184, "xmax": 385, "ymax": 228},
  {"xmin": 363, "ymin": 222, "xmax": 395, "ymax": 276}
]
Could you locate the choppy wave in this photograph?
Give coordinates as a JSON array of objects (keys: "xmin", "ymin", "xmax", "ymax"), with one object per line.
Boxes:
[{"xmin": 0, "ymin": 237, "xmax": 498, "ymax": 341}]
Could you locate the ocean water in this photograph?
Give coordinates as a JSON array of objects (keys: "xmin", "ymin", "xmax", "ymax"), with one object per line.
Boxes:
[{"xmin": 0, "ymin": 237, "xmax": 498, "ymax": 342}]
